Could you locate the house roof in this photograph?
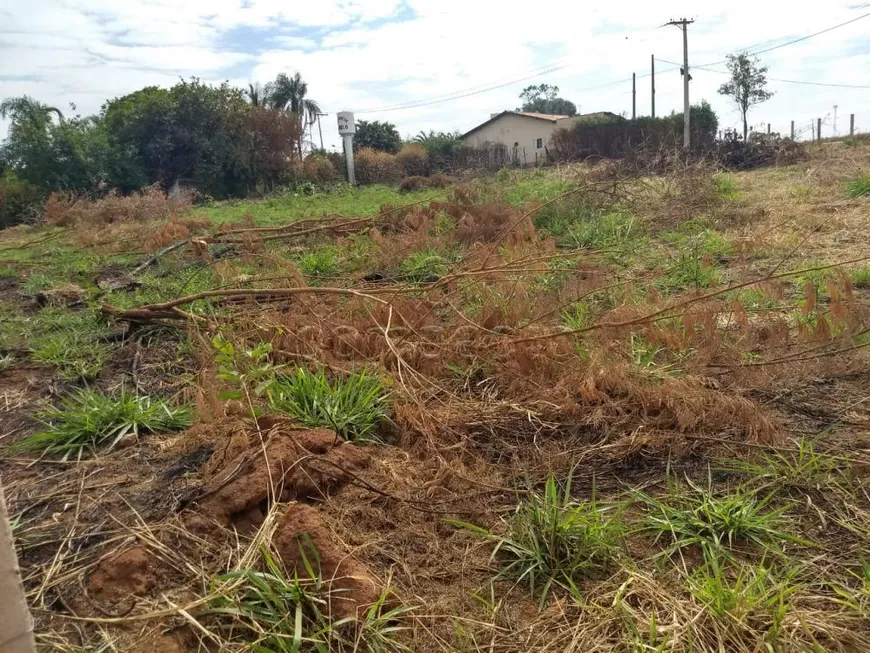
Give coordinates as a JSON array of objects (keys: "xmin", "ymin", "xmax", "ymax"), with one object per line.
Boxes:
[{"xmin": 461, "ymin": 110, "xmax": 570, "ymax": 139}]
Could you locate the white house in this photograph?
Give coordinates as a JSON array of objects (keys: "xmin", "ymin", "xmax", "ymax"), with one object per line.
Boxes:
[{"xmin": 461, "ymin": 110, "xmax": 622, "ymax": 162}]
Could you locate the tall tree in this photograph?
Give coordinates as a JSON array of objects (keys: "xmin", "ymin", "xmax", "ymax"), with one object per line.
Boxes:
[
  {"xmin": 517, "ymin": 84, "xmax": 577, "ymax": 116},
  {"xmin": 245, "ymin": 83, "xmax": 264, "ymax": 107},
  {"xmin": 0, "ymin": 96, "xmax": 64, "ymax": 124},
  {"xmin": 717, "ymin": 53, "xmax": 773, "ymax": 141},
  {"xmin": 354, "ymin": 120, "xmax": 402, "ymax": 153},
  {"xmin": 264, "ymin": 72, "xmax": 321, "ymax": 156}
]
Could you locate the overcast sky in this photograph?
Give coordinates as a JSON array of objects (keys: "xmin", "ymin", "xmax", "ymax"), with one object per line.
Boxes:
[{"xmin": 2, "ymin": 1, "xmax": 869, "ymax": 150}]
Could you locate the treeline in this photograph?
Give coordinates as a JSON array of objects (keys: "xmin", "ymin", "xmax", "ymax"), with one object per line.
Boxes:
[{"xmin": 548, "ymin": 102, "xmax": 719, "ymax": 161}]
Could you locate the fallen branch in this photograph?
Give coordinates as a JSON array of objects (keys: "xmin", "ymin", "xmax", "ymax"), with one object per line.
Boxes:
[{"xmin": 130, "ymin": 239, "xmax": 190, "ymax": 276}]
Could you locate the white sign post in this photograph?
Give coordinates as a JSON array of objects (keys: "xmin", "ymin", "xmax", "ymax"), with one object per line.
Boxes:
[{"xmin": 337, "ymin": 111, "xmax": 356, "ymax": 185}]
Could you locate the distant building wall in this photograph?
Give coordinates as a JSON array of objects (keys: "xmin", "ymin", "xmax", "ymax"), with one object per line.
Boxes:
[{"xmin": 463, "ymin": 114, "xmax": 557, "ymax": 159}]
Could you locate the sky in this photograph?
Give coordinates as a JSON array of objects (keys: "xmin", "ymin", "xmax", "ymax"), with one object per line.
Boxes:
[{"xmin": 2, "ymin": 0, "xmax": 870, "ymax": 151}]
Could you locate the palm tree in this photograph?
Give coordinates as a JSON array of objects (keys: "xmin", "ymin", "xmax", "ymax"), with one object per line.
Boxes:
[
  {"xmin": 245, "ymin": 83, "xmax": 264, "ymax": 107},
  {"xmin": 263, "ymin": 72, "xmax": 321, "ymax": 156},
  {"xmin": 0, "ymin": 96, "xmax": 64, "ymax": 123}
]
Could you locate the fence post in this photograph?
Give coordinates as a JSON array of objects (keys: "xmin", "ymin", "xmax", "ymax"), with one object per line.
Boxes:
[
  {"xmin": 790, "ymin": 120, "xmax": 794, "ymax": 139},
  {"xmin": 767, "ymin": 123, "xmax": 771, "ymax": 135},
  {"xmin": 851, "ymin": 114, "xmax": 855, "ymax": 137},
  {"xmin": 817, "ymin": 118, "xmax": 822, "ymax": 142}
]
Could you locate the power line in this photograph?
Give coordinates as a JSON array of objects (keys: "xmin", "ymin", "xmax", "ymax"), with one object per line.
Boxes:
[{"xmin": 692, "ymin": 64, "xmax": 870, "ymax": 89}]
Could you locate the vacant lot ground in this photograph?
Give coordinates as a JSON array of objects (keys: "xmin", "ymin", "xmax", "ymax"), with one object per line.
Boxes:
[{"xmin": 2, "ymin": 144, "xmax": 870, "ymax": 652}]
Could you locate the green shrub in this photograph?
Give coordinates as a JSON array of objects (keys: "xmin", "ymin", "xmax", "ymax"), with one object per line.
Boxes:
[
  {"xmin": 852, "ymin": 266, "xmax": 870, "ymax": 288},
  {"xmin": 268, "ymin": 368, "xmax": 390, "ymax": 443},
  {"xmin": 297, "ymin": 247, "xmax": 339, "ymax": 277},
  {"xmin": 8, "ymin": 389, "xmax": 190, "ymax": 458},
  {"xmin": 714, "ymin": 173, "xmax": 741, "ymax": 201},
  {"xmin": 302, "ymin": 154, "xmax": 337, "ymax": 183},
  {"xmin": 354, "ymin": 148, "xmax": 402, "ymax": 185},
  {"xmin": 453, "ymin": 474, "xmax": 624, "ymax": 607},
  {"xmin": 846, "ymin": 173, "xmax": 870, "ymax": 198},
  {"xmin": 400, "ymin": 249, "xmax": 449, "ymax": 282},
  {"xmin": 395, "ymin": 144, "xmax": 429, "ymax": 177},
  {"xmin": 0, "ymin": 171, "xmax": 44, "ymax": 228}
]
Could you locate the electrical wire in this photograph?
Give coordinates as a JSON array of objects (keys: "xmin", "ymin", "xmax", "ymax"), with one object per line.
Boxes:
[{"xmin": 693, "ymin": 65, "xmax": 870, "ymax": 89}]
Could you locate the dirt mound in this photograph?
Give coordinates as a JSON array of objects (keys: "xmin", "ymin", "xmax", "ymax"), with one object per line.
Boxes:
[
  {"xmin": 188, "ymin": 421, "xmax": 369, "ymax": 531},
  {"xmin": 274, "ymin": 504, "xmax": 379, "ymax": 619},
  {"xmin": 87, "ymin": 545, "xmax": 157, "ymax": 601}
]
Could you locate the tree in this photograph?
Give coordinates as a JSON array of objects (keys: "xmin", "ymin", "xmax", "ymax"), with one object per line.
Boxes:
[
  {"xmin": 717, "ymin": 53, "xmax": 773, "ymax": 141},
  {"xmin": 263, "ymin": 72, "xmax": 321, "ymax": 156},
  {"xmin": 0, "ymin": 96, "xmax": 64, "ymax": 124},
  {"xmin": 354, "ymin": 120, "xmax": 402, "ymax": 153},
  {"xmin": 245, "ymin": 83, "xmax": 264, "ymax": 107},
  {"xmin": 517, "ymin": 84, "xmax": 577, "ymax": 116}
]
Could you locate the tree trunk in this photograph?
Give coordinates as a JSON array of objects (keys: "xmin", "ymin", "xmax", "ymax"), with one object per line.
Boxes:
[{"xmin": 743, "ymin": 113, "xmax": 748, "ymax": 141}]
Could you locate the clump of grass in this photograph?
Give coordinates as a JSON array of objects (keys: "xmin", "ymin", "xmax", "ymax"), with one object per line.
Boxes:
[
  {"xmin": 568, "ymin": 208, "xmax": 639, "ymax": 249},
  {"xmin": 211, "ymin": 546, "xmax": 412, "ymax": 652},
  {"xmin": 454, "ymin": 474, "xmax": 624, "ymax": 607},
  {"xmin": 833, "ymin": 560, "xmax": 870, "ymax": 617},
  {"xmin": 851, "ymin": 266, "xmax": 870, "ymax": 289},
  {"xmin": 560, "ymin": 301, "xmax": 590, "ymax": 331},
  {"xmin": 298, "ymin": 247, "xmax": 339, "ymax": 277},
  {"xmin": 635, "ymin": 478, "xmax": 795, "ymax": 558},
  {"xmin": 30, "ymin": 331, "xmax": 111, "ymax": 380},
  {"xmin": 399, "ymin": 249, "xmax": 449, "ymax": 283},
  {"xmin": 7, "ymin": 389, "xmax": 190, "ymax": 458},
  {"xmin": 721, "ymin": 438, "xmax": 848, "ymax": 491},
  {"xmin": 845, "ymin": 172, "xmax": 870, "ymax": 198},
  {"xmin": 687, "ymin": 557, "xmax": 800, "ymax": 630},
  {"xmin": 269, "ymin": 368, "xmax": 389, "ymax": 443},
  {"xmin": 714, "ymin": 173, "xmax": 741, "ymax": 201}
]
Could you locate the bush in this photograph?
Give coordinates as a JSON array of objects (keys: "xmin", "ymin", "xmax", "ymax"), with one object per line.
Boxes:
[
  {"xmin": 0, "ymin": 172, "xmax": 44, "ymax": 229},
  {"xmin": 354, "ymin": 147, "xmax": 401, "ymax": 185},
  {"xmin": 846, "ymin": 172, "xmax": 870, "ymax": 198},
  {"xmin": 43, "ymin": 183, "xmax": 192, "ymax": 226},
  {"xmin": 302, "ymin": 154, "xmax": 337, "ymax": 183},
  {"xmin": 399, "ymin": 173, "xmax": 456, "ymax": 193},
  {"xmin": 395, "ymin": 145, "xmax": 429, "ymax": 177},
  {"xmin": 716, "ymin": 133, "xmax": 807, "ymax": 171}
]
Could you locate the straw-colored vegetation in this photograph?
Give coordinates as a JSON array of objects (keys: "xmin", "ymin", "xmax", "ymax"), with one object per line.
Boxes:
[{"xmin": 1, "ymin": 142, "xmax": 870, "ymax": 652}]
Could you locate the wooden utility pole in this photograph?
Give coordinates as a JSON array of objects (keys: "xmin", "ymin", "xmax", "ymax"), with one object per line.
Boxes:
[
  {"xmin": 817, "ymin": 118, "xmax": 822, "ymax": 142},
  {"xmin": 651, "ymin": 55, "xmax": 656, "ymax": 118},
  {"xmin": 851, "ymin": 114, "xmax": 855, "ymax": 137},
  {"xmin": 791, "ymin": 120, "xmax": 795, "ymax": 139},
  {"xmin": 767, "ymin": 123, "xmax": 771, "ymax": 135},
  {"xmin": 632, "ymin": 73, "xmax": 636, "ymax": 119},
  {"xmin": 667, "ymin": 18, "xmax": 694, "ymax": 149}
]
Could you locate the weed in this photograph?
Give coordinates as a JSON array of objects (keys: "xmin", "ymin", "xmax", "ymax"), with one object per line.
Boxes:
[
  {"xmin": 635, "ymin": 477, "xmax": 794, "ymax": 558},
  {"xmin": 833, "ymin": 559, "xmax": 870, "ymax": 617},
  {"xmin": 714, "ymin": 173, "xmax": 741, "ymax": 201},
  {"xmin": 568, "ymin": 208, "xmax": 640, "ymax": 249},
  {"xmin": 630, "ymin": 334, "xmax": 675, "ymax": 377},
  {"xmin": 453, "ymin": 474, "xmax": 624, "ymax": 607},
  {"xmin": 213, "ymin": 335, "xmax": 280, "ymax": 402},
  {"xmin": 7, "ymin": 389, "xmax": 190, "ymax": 458},
  {"xmin": 298, "ymin": 248, "xmax": 340, "ymax": 277},
  {"xmin": 687, "ymin": 557, "xmax": 799, "ymax": 633},
  {"xmin": 845, "ymin": 173, "xmax": 870, "ymax": 198},
  {"xmin": 269, "ymin": 368, "xmax": 390, "ymax": 443},
  {"xmin": 852, "ymin": 266, "xmax": 870, "ymax": 289},
  {"xmin": 399, "ymin": 249, "xmax": 449, "ymax": 283},
  {"xmin": 721, "ymin": 438, "xmax": 848, "ymax": 491},
  {"xmin": 560, "ymin": 301, "xmax": 591, "ymax": 331},
  {"xmin": 30, "ymin": 331, "xmax": 111, "ymax": 380},
  {"xmin": 212, "ymin": 546, "xmax": 412, "ymax": 652}
]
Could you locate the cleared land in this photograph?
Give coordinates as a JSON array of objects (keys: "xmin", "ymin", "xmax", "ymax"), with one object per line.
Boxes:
[{"xmin": 1, "ymin": 144, "xmax": 870, "ymax": 652}]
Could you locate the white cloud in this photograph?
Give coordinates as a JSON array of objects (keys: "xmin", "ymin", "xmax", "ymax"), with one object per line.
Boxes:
[{"xmin": 2, "ymin": 0, "xmax": 870, "ymax": 148}]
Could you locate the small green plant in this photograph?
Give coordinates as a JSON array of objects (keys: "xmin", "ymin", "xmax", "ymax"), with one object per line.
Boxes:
[
  {"xmin": 567, "ymin": 209, "xmax": 639, "ymax": 249},
  {"xmin": 852, "ymin": 266, "xmax": 870, "ymax": 289},
  {"xmin": 212, "ymin": 547, "xmax": 412, "ymax": 652},
  {"xmin": 453, "ymin": 474, "xmax": 624, "ymax": 607},
  {"xmin": 298, "ymin": 248, "xmax": 340, "ymax": 277},
  {"xmin": 635, "ymin": 477, "xmax": 794, "ymax": 558},
  {"xmin": 687, "ymin": 557, "xmax": 799, "ymax": 633},
  {"xmin": 213, "ymin": 335, "xmax": 280, "ymax": 401},
  {"xmin": 8, "ymin": 389, "xmax": 190, "ymax": 458},
  {"xmin": 269, "ymin": 367, "xmax": 389, "ymax": 443},
  {"xmin": 713, "ymin": 173, "xmax": 741, "ymax": 201},
  {"xmin": 30, "ymin": 331, "xmax": 111, "ymax": 380},
  {"xmin": 560, "ymin": 301, "xmax": 590, "ymax": 331},
  {"xmin": 721, "ymin": 438, "xmax": 847, "ymax": 491},
  {"xmin": 845, "ymin": 172, "xmax": 870, "ymax": 198},
  {"xmin": 399, "ymin": 249, "xmax": 449, "ymax": 283},
  {"xmin": 833, "ymin": 559, "xmax": 870, "ymax": 617}
]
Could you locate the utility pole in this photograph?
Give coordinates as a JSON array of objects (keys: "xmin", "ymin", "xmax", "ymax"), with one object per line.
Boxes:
[
  {"xmin": 791, "ymin": 120, "xmax": 795, "ymax": 139},
  {"xmin": 632, "ymin": 73, "xmax": 636, "ymax": 119},
  {"xmin": 651, "ymin": 54, "xmax": 656, "ymax": 118},
  {"xmin": 667, "ymin": 18, "xmax": 694, "ymax": 149},
  {"xmin": 851, "ymin": 114, "xmax": 855, "ymax": 137},
  {"xmin": 833, "ymin": 105, "xmax": 838, "ymax": 135},
  {"xmin": 817, "ymin": 117, "xmax": 822, "ymax": 142}
]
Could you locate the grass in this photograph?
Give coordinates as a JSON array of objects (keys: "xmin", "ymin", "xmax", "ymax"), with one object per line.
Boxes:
[
  {"xmin": 203, "ymin": 185, "xmax": 442, "ymax": 226},
  {"xmin": 635, "ymin": 477, "xmax": 795, "ymax": 558},
  {"xmin": 852, "ymin": 266, "xmax": 870, "ymax": 288},
  {"xmin": 211, "ymin": 546, "xmax": 412, "ymax": 652},
  {"xmin": 720, "ymin": 438, "xmax": 849, "ymax": 491},
  {"xmin": 454, "ymin": 474, "xmax": 624, "ymax": 607},
  {"xmin": 714, "ymin": 173, "xmax": 741, "ymax": 201},
  {"xmin": 399, "ymin": 249, "xmax": 450, "ymax": 283},
  {"xmin": 297, "ymin": 247, "xmax": 340, "ymax": 278},
  {"xmin": 6, "ymin": 389, "xmax": 191, "ymax": 458},
  {"xmin": 268, "ymin": 367, "xmax": 390, "ymax": 443},
  {"xmin": 30, "ymin": 331, "xmax": 112, "ymax": 380},
  {"xmin": 845, "ymin": 172, "xmax": 870, "ymax": 198}
]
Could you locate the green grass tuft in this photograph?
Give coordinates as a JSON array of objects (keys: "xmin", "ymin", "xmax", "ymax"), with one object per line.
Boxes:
[
  {"xmin": 852, "ymin": 266, "xmax": 870, "ymax": 289},
  {"xmin": 297, "ymin": 247, "xmax": 340, "ymax": 277},
  {"xmin": 30, "ymin": 331, "xmax": 112, "ymax": 380},
  {"xmin": 269, "ymin": 368, "xmax": 390, "ymax": 443},
  {"xmin": 714, "ymin": 173, "xmax": 741, "ymax": 201},
  {"xmin": 399, "ymin": 249, "xmax": 449, "ymax": 283},
  {"xmin": 453, "ymin": 474, "xmax": 624, "ymax": 607},
  {"xmin": 845, "ymin": 173, "xmax": 870, "ymax": 198},
  {"xmin": 7, "ymin": 389, "xmax": 191, "ymax": 458}
]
